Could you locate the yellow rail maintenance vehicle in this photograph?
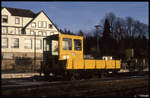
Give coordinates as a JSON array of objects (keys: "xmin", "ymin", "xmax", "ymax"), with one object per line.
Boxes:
[{"xmin": 41, "ymin": 33, "xmax": 120, "ymax": 79}]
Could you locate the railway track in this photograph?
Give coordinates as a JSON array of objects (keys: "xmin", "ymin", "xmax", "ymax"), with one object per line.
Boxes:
[
  {"xmin": 2, "ymin": 71, "xmax": 148, "ymax": 95},
  {"xmin": 2, "ymin": 75, "xmax": 148, "ymax": 96},
  {"xmin": 2, "ymin": 71, "xmax": 148, "ymax": 88}
]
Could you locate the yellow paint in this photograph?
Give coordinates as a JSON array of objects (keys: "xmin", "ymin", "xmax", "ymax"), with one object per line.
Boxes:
[
  {"xmin": 66, "ymin": 59, "xmax": 73, "ymax": 69},
  {"xmin": 105, "ymin": 60, "xmax": 115, "ymax": 69},
  {"xmin": 84, "ymin": 60, "xmax": 95, "ymax": 69},
  {"xmin": 73, "ymin": 59, "xmax": 84, "ymax": 69},
  {"xmin": 115, "ymin": 60, "xmax": 121, "ymax": 69},
  {"xmin": 96, "ymin": 60, "xmax": 106, "ymax": 69},
  {"xmin": 57, "ymin": 33, "xmax": 120, "ymax": 70}
]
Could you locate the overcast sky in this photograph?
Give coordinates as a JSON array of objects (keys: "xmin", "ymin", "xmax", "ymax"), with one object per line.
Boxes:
[{"xmin": 2, "ymin": 1, "xmax": 148, "ymax": 33}]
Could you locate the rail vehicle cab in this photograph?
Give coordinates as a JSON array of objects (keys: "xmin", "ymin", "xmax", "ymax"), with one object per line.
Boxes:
[
  {"xmin": 43, "ymin": 33, "xmax": 83, "ymax": 60},
  {"xmin": 42, "ymin": 33, "xmax": 83, "ymax": 75},
  {"xmin": 42, "ymin": 33, "xmax": 120, "ymax": 77},
  {"xmin": 58, "ymin": 33, "xmax": 83, "ymax": 60}
]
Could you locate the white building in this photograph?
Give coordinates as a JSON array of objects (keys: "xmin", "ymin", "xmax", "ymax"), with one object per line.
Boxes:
[{"xmin": 1, "ymin": 7, "xmax": 59, "ymax": 70}]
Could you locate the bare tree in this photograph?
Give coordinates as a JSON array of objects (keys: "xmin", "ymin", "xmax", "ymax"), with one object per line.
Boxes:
[
  {"xmin": 105, "ymin": 12, "xmax": 117, "ymax": 38},
  {"xmin": 78, "ymin": 30, "xmax": 84, "ymax": 36},
  {"xmin": 126, "ymin": 17, "xmax": 134, "ymax": 38}
]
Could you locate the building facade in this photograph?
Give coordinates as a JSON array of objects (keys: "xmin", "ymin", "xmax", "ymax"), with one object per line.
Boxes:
[{"xmin": 1, "ymin": 7, "xmax": 59, "ymax": 71}]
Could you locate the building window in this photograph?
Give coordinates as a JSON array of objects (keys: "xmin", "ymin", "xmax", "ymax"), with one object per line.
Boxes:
[
  {"xmin": 36, "ymin": 32, "xmax": 39, "ymax": 36},
  {"xmin": 30, "ymin": 30, "xmax": 35, "ymax": 35},
  {"xmin": 11, "ymin": 38, "xmax": 19, "ymax": 48},
  {"xmin": 31, "ymin": 22, "xmax": 36, "ymax": 28},
  {"xmin": 24, "ymin": 39, "xmax": 32, "ymax": 49},
  {"xmin": 49, "ymin": 24, "xmax": 53, "ymax": 29},
  {"xmin": 38, "ymin": 21, "xmax": 47, "ymax": 28},
  {"xmin": 74, "ymin": 39, "xmax": 82, "ymax": 51},
  {"xmin": 2, "ymin": 27, "xmax": 8, "ymax": 34},
  {"xmin": 62, "ymin": 38, "xmax": 72, "ymax": 50},
  {"xmin": 2, "ymin": 38, "xmax": 8, "ymax": 48},
  {"xmin": 15, "ymin": 28, "xmax": 21, "ymax": 34},
  {"xmin": 2, "ymin": 15, "xmax": 8, "ymax": 23},
  {"xmin": 54, "ymin": 32, "xmax": 58, "ymax": 34},
  {"xmin": 38, "ymin": 21, "xmax": 42, "ymax": 28},
  {"xmin": 38, "ymin": 31, "xmax": 42, "ymax": 36},
  {"xmin": 15, "ymin": 17, "xmax": 20, "ymax": 24},
  {"xmin": 43, "ymin": 31, "xmax": 47, "ymax": 36},
  {"xmin": 50, "ymin": 32, "xmax": 54, "ymax": 35},
  {"xmin": 36, "ymin": 39, "xmax": 42, "ymax": 49},
  {"xmin": 47, "ymin": 32, "xmax": 50, "ymax": 36},
  {"xmin": 43, "ymin": 21, "xmax": 47, "ymax": 28},
  {"xmin": 2, "ymin": 53, "xmax": 13, "ymax": 59}
]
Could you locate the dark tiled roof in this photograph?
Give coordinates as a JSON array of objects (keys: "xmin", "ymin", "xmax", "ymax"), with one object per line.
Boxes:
[{"xmin": 2, "ymin": 7, "xmax": 36, "ymax": 18}]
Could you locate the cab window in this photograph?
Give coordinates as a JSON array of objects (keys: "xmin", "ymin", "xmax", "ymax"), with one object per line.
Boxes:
[
  {"xmin": 44, "ymin": 39, "xmax": 50, "ymax": 51},
  {"xmin": 74, "ymin": 39, "xmax": 82, "ymax": 51},
  {"xmin": 62, "ymin": 38, "xmax": 72, "ymax": 50},
  {"xmin": 52, "ymin": 40, "xmax": 58, "ymax": 55}
]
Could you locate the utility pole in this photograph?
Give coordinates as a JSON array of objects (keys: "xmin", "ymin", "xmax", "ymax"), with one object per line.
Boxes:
[{"xmin": 95, "ymin": 25, "xmax": 102, "ymax": 59}]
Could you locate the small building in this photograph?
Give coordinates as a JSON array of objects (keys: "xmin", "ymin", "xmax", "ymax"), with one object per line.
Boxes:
[{"xmin": 1, "ymin": 7, "xmax": 60, "ymax": 72}]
